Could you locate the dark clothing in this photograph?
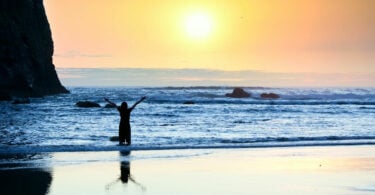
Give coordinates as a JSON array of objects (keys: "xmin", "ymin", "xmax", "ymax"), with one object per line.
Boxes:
[{"xmin": 118, "ymin": 107, "xmax": 133, "ymax": 145}]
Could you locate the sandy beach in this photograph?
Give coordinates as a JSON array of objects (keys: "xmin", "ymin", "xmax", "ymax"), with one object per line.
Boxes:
[{"xmin": 0, "ymin": 145, "xmax": 374, "ymax": 194}]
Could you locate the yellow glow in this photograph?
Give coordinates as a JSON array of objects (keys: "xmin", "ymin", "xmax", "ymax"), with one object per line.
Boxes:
[
  {"xmin": 184, "ymin": 12, "xmax": 213, "ymax": 39},
  {"xmin": 44, "ymin": 0, "xmax": 375, "ymax": 76}
]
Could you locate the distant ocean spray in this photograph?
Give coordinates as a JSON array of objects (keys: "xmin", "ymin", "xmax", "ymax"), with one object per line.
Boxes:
[{"xmin": 0, "ymin": 87, "xmax": 374, "ymax": 153}]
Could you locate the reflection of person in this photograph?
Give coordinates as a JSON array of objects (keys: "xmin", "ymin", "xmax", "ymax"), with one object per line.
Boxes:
[
  {"xmin": 105, "ymin": 151, "xmax": 146, "ymax": 191},
  {"xmin": 119, "ymin": 151, "xmax": 131, "ymax": 183},
  {"xmin": 119, "ymin": 152, "xmax": 146, "ymax": 191},
  {"xmin": 105, "ymin": 97, "xmax": 146, "ymax": 145},
  {"xmin": 120, "ymin": 160, "xmax": 130, "ymax": 183}
]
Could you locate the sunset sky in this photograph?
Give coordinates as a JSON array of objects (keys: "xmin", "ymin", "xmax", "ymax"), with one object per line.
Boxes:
[{"xmin": 45, "ymin": 0, "xmax": 375, "ymax": 86}]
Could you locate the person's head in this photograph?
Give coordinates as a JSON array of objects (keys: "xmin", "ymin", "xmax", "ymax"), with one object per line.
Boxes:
[{"xmin": 120, "ymin": 102, "xmax": 128, "ymax": 111}]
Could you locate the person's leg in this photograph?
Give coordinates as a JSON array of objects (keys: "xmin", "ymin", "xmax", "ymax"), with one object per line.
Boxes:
[
  {"xmin": 119, "ymin": 124, "xmax": 125, "ymax": 145},
  {"xmin": 125, "ymin": 127, "xmax": 131, "ymax": 145}
]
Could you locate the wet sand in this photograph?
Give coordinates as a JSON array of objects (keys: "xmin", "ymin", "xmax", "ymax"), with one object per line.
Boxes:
[{"xmin": 1, "ymin": 145, "xmax": 375, "ymax": 194}]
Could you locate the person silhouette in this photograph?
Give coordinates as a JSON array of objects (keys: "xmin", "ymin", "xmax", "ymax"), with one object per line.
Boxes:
[{"xmin": 105, "ymin": 96, "xmax": 146, "ymax": 145}]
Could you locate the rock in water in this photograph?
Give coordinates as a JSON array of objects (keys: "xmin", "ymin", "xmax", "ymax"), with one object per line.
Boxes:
[
  {"xmin": 104, "ymin": 103, "xmax": 117, "ymax": 108},
  {"xmin": 225, "ymin": 88, "xmax": 251, "ymax": 98},
  {"xmin": 110, "ymin": 136, "xmax": 120, "ymax": 141},
  {"xmin": 0, "ymin": 91, "xmax": 12, "ymax": 101},
  {"xmin": 0, "ymin": 0, "xmax": 69, "ymax": 99},
  {"xmin": 183, "ymin": 101, "xmax": 195, "ymax": 105},
  {"xmin": 12, "ymin": 98, "xmax": 31, "ymax": 104},
  {"xmin": 260, "ymin": 93, "xmax": 280, "ymax": 99},
  {"xmin": 76, "ymin": 101, "xmax": 101, "ymax": 108}
]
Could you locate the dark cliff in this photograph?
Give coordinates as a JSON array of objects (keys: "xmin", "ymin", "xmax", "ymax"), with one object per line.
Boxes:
[{"xmin": 0, "ymin": 0, "xmax": 68, "ymax": 99}]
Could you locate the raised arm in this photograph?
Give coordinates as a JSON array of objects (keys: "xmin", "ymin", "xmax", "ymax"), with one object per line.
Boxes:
[
  {"xmin": 104, "ymin": 98, "xmax": 117, "ymax": 107},
  {"xmin": 129, "ymin": 96, "xmax": 146, "ymax": 110}
]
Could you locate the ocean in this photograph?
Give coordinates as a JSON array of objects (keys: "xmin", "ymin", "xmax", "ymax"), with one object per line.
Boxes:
[{"xmin": 0, "ymin": 87, "xmax": 374, "ymax": 154}]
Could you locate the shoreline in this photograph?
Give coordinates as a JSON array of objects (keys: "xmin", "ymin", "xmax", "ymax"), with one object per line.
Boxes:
[
  {"xmin": 1, "ymin": 141, "xmax": 375, "ymax": 154},
  {"xmin": 1, "ymin": 145, "xmax": 375, "ymax": 194}
]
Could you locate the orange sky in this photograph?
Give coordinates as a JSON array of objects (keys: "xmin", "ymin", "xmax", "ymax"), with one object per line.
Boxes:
[{"xmin": 45, "ymin": 0, "xmax": 375, "ymax": 74}]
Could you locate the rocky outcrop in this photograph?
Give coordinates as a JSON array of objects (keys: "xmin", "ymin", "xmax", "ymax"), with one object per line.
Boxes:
[
  {"xmin": 260, "ymin": 93, "xmax": 280, "ymax": 99},
  {"xmin": 0, "ymin": 0, "xmax": 68, "ymax": 99},
  {"xmin": 104, "ymin": 103, "xmax": 117, "ymax": 108},
  {"xmin": 225, "ymin": 88, "xmax": 251, "ymax": 98},
  {"xmin": 76, "ymin": 101, "xmax": 101, "ymax": 108},
  {"xmin": 0, "ymin": 91, "xmax": 12, "ymax": 101},
  {"xmin": 12, "ymin": 98, "xmax": 31, "ymax": 104}
]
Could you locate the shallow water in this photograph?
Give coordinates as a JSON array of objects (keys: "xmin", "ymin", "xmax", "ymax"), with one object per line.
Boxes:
[
  {"xmin": 0, "ymin": 87, "xmax": 374, "ymax": 153},
  {"xmin": 1, "ymin": 146, "xmax": 375, "ymax": 195}
]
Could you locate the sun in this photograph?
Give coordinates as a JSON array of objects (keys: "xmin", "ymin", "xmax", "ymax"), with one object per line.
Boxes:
[{"xmin": 184, "ymin": 12, "xmax": 213, "ymax": 39}]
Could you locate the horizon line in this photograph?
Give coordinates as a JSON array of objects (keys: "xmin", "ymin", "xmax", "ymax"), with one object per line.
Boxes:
[{"xmin": 56, "ymin": 67, "xmax": 375, "ymax": 75}]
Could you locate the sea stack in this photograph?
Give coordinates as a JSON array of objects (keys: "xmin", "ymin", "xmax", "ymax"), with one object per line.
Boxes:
[
  {"xmin": 225, "ymin": 88, "xmax": 251, "ymax": 98},
  {"xmin": 260, "ymin": 93, "xmax": 280, "ymax": 99},
  {"xmin": 0, "ymin": 0, "xmax": 69, "ymax": 100},
  {"xmin": 76, "ymin": 101, "xmax": 101, "ymax": 108}
]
